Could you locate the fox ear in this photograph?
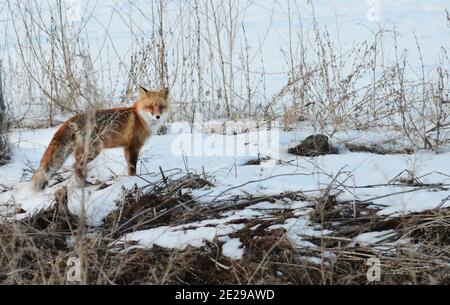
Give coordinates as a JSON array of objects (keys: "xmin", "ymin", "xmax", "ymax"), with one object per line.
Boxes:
[
  {"xmin": 160, "ymin": 87, "xmax": 169, "ymax": 99},
  {"xmin": 139, "ymin": 86, "xmax": 149, "ymax": 98}
]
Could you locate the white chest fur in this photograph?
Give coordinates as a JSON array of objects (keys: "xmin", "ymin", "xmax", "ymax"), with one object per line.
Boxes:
[{"xmin": 138, "ymin": 110, "xmax": 168, "ymax": 135}]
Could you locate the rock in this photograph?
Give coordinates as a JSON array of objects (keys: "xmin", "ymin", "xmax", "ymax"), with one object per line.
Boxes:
[
  {"xmin": 243, "ymin": 156, "xmax": 270, "ymax": 166},
  {"xmin": 288, "ymin": 134, "xmax": 336, "ymax": 156}
]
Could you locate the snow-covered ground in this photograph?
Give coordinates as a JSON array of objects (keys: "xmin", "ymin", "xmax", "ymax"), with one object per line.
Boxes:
[{"xmin": 1, "ymin": 123, "xmax": 449, "ymax": 260}]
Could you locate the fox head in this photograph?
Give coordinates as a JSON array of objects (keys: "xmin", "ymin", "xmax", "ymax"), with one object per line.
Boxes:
[{"xmin": 135, "ymin": 86, "xmax": 170, "ymax": 122}]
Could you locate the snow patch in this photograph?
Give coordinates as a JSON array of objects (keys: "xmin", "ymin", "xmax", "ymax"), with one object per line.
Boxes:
[
  {"xmin": 222, "ymin": 238, "xmax": 245, "ymax": 260},
  {"xmin": 120, "ymin": 223, "xmax": 245, "ymax": 250}
]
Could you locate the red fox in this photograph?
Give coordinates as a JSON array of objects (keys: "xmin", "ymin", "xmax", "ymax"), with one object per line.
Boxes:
[{"xmin": 31, "ymin": 87, "xmax": 170, "ymax": 191}]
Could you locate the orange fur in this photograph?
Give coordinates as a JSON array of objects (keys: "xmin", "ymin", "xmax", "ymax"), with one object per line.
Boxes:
[{"xmin": 31, "ymin": 87, "xmax": 170, "ymax": 191}]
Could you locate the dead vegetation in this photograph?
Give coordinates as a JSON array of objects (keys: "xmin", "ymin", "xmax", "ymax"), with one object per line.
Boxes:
[
  {"xmin": 0, "ymin": 67, "xmax": 9, "ymax": 166},
  {"xmin": 0, "ymin": 0, "xmax": 448, "ymax": 286},
  {"xmin": 288, "ymin": 135, "xmax": 415, "ymax": 157},
  {"xmin": 0, "ymin": 172, "xmax": 448, "ymax": 285},
  {"xmin": 0, "ymin": 1, "xmax": 448, "ymax": 151},
  {"xmin": 345, "ymin": 143, "xmax": 415, "ymax": 155}
]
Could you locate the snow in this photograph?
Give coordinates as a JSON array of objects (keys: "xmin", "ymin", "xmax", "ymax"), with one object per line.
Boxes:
[
  {"xmin": 67, "ymin": 176, "xmax": 149, "ymax": 227},
  {"xmin": 352, "ymin": 230, "xmax": 397, "ymax": 246},
  {"xmin": 270, "ymin": 218, "xmax": 332, "ymax": 248},
  {"xmin": 221, "ymin": 238, "xmax": 245, "ymax": 260},
  {"xmin": 0, "ymin": 2, "xmax": 448, "ymax": 282},
  {"xmin": 120, "ymin": 223, "xmax": 245, "ymax": 251},
  {"xmin": 0, "ymin": 0, "xmax": 450, "ymax": 247},
  {"xmin": 1, "ymin": 122, "xmax": 450, "ymax": 253}
]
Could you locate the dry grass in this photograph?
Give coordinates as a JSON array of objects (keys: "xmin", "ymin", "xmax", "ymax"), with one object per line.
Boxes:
[
  {"xmin": 0, "ymin": 0, "xmax": 449, "ymax": 286},
  {"xmin": 0, "ymin": 173, "xmax": 448, "ymax": 285},
  {"xmin": 344, "ymin": 143, "xmax": 415, "ymax": 155},
  {"xmin": 1, "ymin": 1, "xmax": 448, "ymax": 150}
]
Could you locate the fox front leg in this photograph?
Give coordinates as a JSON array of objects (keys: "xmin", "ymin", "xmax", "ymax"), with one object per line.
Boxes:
[{"xmin": 124, "ymin": 142, "xmax": 144, "ymax": 176}]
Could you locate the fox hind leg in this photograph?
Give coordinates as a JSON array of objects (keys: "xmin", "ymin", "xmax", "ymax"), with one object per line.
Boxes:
[
  {"xmin": 73, "ymin": 144, "xmax": 102, "ymax": 187},
  {"xmin": 31, "ymin": 169, "xmax": 49, "ymax": 191}
]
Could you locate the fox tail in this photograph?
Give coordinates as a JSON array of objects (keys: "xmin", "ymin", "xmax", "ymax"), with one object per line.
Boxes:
[{"xmin": 31, "ymin": 123, "xmax": 76, "ymax": 191}]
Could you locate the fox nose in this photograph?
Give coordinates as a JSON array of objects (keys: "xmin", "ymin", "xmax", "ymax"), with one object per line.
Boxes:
[{"xmin": 156, "ymin": 115, "xmax": 161, "ymax": 120}]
